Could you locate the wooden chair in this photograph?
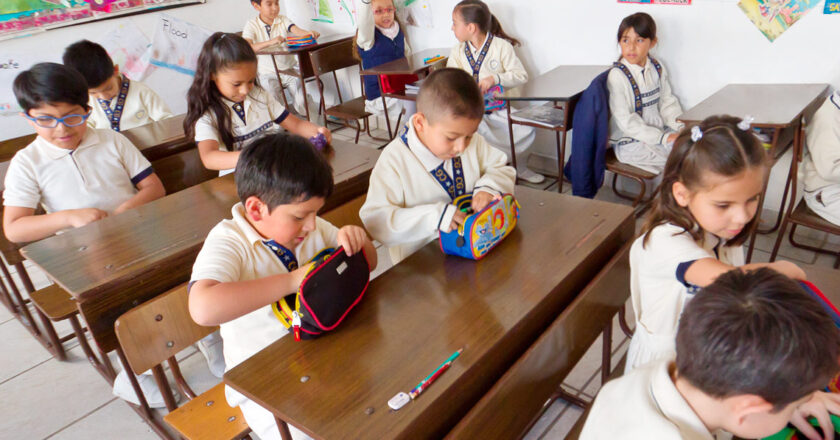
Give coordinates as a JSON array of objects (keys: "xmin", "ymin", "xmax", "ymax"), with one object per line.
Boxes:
[
  {"xmin": 308, "ymin": 40, "xmax": 383, "ymax": 144},
  {"xmin": 320, "ymin": 194, "xmax": 365, "ymax": 229},
  {"xmin": 151, "ymin": 147, "xmax": 219, "ymax": 195},
  {"xmin": 605, "ymin": 148, "xmax": 658, "ymax": 216},
  {"xmin": 115, "ymin": 283, "xmax": 255, "ymax": 440},
  {"xmin": 770, "ymin": 126, "xmax": 840, "ymax": 267}
]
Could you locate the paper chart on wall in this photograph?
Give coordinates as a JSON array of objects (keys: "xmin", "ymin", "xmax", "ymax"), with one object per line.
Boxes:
[
  {"xmin": 0, "ymin": 53, "xmax": 44, "ymax": 115},
  {"xmin": 616, "ymin": 0, "xmax": 691, "ymax": 4},
  {"xmin": 96, "ymin": 21, "xmax": 153, "ymax": 81},
  {"xmin": 738, "ymin": 0, "xmax": 821, "ymax": 41},
  {"xmin": 149, "ymin": 13, "xmax": 212, "ymax": 76},
  {"xmin": 397, "ymin": 0, "xmax": 433, "ymax": 28}
]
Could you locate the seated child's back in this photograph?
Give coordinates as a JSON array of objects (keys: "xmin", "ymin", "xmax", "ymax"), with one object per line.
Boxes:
[
  {"xmin": 189, "ymin": 132, "xmax": 376, "ymax": 440},
  {"xmin": 3, "ymin": 63, "xmax": 165, "ymax": 243},
  {"xmin": 581, "ymin": 268, "xmax": 840, "ymax": 439},
  {"xmin": 63, "ymin": 40, "xmax": 172, "ymax": 132},
  {"xmin": 359, "ymin": 68, "xmax": 516, "ymax": 264}
]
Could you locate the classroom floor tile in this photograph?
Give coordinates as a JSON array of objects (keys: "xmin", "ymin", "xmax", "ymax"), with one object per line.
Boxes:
[
  {"xmin": 0, "ymin": 318, "xmax": 54, "ymax": 384},
  {"xmin": 47, "ymin": 398, "xmax": 156, "ymax": 440}
]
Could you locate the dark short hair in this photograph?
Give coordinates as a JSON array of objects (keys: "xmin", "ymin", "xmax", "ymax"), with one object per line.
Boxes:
[
  {"xmin": 676, "ymin": 268, "xmax": 840, "ymax": 411},
  {"xmin": 62, "ymin": 40, "xmax": 114, "ymax": 89},
  {"xmin": 13, "ymin": 62, "xmax": 90, "ymax": 113},
  {"xmin": 617, "ymin": 12, "xmax": 657, "ymax": 42},
  {"xmin": 416, "ymin": 68, "xmax": 484, "ymax": 123},
  {"xmin": 236, "ymin": 132, "xmax": 334, "ymax": 210}
]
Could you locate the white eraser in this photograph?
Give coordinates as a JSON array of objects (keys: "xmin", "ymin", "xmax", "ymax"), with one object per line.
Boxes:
[{"xmin": 388, "ymin": 392, "xmax": 410, "ymax": 410}]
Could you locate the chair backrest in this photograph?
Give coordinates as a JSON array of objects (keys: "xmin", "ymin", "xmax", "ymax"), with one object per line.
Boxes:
[
  {"xmin": 309, "ymin": 39, "xmax": 362, "ymax": 106},
  {"xmin": 115, "ymin": 283, "xmax": 218, "ymax": 375},
  {"xmin": 0, "ymin": 133, "xmax": 37, "ymax": 164},
  {"xmin": 151, "ymin": 147, "xmax": 219, "ymax": 195}
]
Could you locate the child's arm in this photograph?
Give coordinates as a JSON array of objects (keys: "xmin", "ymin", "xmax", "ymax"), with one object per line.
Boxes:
[
  {"xmin": 141, "ymin": 86, "xmax": 174, "ymax": 122},
  {"xmin": 656, "ymin": 67, "xmax": 684, "ymax": 133},
  {"xmin": 607, "ymin": 69, "xmax": 671, "ymax": 146},
  {"xmin": 481, "ymin": 41, "xmax": 528, "ymax": 93},
  {"xmin": 807, "ymin": 99, "xmax": 840, "ymax": 184},
  {"xmin": 355, "ymin": 0, "xmax": 376, "ymax": 51},
  {"xmin": 279, "ymin": 114, "xmax": 331, "ymax": 144},
  {"xmin": 359, "ymin": 160, "xmax": 461, "ymax": 248},
  {"xmin": 197, "ymin": 139, "xmax": 240, "ymax": 171},
  {"xmin": 473, "ymin": 136, "xmax": 517, "ymax": 200},
  {"xmin": 3, "ymin": 206, "xmax": 108, "ymax": 243},
  {"xmin": 189, "ymin": 268, "xmax": 309, "ymax": 326},
  {"xmin": 244, "ymin": 35, "xmax": 286, "ymax": 53},
  {"xmin": 684, "ymin": 258, "xmax": 807, "ymax": 288},
  {"xmin": 290, "ymin": 25, "xmax": 319, "ymax": 39},
  {"xmin": 790, "ymin": 391, "xmax": 840, "ymax": 440},
  {"xmin": 336, "ymin": 225, "xmax": 378, "ymax": 271},
  {"xmin": 113, "ymin": 173, "xmax": 166, "ymax": 214}
]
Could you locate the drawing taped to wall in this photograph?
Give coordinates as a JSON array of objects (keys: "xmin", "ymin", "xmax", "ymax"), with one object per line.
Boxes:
[{"xmin": 738, "ymin": 0, "xmax": 821, "ymax": 41}]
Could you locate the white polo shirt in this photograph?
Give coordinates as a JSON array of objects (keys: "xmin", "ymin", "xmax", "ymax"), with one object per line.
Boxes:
[
  {"xmin": 194, "ymin": 87, "xmax": 289, "ymax": 175},
  {"xmin": 242, "ymin": 14, "xmax": 298, "ymax": 78},
  {"xmin": 190, "ymin": 202, "xmax": 339, "ymax": 373},
  {"xmin": 580, "ymin": 359, "xmax": 720, "ymax": 439},
  {"xmin": 87, "ymin": 77, "xmax": 173, "ymax": 132},
  {"xmin": 3, "ymin": 128, "xmax": 153, "ymax": 214}
]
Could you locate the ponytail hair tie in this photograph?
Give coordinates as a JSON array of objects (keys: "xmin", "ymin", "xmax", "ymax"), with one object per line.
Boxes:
[
  {"xmin": 737, "ymin": 115, "xmax": 754, "ymax": 131},
  {"xmin": 690, "ymin": 125, "xmax": 703, "ymax": 142}
]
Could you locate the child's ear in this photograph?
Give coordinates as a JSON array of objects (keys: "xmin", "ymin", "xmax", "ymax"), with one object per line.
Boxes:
[
  {"xmin": 244, "ymin": 196, "xmax": 266, "ymax": 222},
  {"xmin": 672, "ymin": 181, "xmax": 691, "ymax": 207},
  {"xmin": 650, "ymin": 37, "xmax": 658, "ymax": 50},
  {"xmin": 20, "ymin": 112, "xmax": 36, "ymax": 128},
  {"xmin": 413, "ymin": 112, "xmax": 427, "ymax": 135},
  {"xmin": 728, "ymin": 394, "xmax": 774, "ymax": 427},
  {"xmin": 251, "ymin": 1, "xmax": 261, "ymax": 11},
  {"xmin": 113, "ymin": 64, "xmax": 120, "ymax": 77}
]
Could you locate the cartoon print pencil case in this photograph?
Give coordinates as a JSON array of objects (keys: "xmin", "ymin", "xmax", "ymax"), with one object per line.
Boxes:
[
  {"xmin": 484, "ymin": 84, "xmax": 505, "ymax": 113},
  {"xmin": 439, "ymin": 193, "xmax": 520, "ymax": 260},
  {"xmin": 272, "ymin": 247, "xmax": 370, "ymax": 341}
]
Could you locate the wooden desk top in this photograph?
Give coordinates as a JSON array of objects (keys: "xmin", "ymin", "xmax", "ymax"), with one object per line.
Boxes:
[
  {"xmin": 501, "ymin": 65, "xmax": 610, "ymax": 102},
  {"xmin": 21, "ymin": 140, "xmax": 379, "ymax": 302},
  {"xmin": 359, "ymin": 48, "xmax": 448, "ymax": 76},
  {"xmin": 678, "ymin": 84, "xmax": 829, "ymax": 127},
  {"xmin": 224, "ymin": 187, "xmax": 635, "ymax": 440},
  {"xmin": 257, "ymin": 34, "xmax": 354, "ymax": 56},
  {"xmin": 121, "ymin": 114, "xmax": 193, "ymax": 162}
]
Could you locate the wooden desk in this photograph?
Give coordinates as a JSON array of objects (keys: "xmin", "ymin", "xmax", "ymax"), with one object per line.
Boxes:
[
  {"xmin": 359, "ymin": 48, "xmax": 449, "ymax": 137},
  {"xmin": 224, "ymin": 187, "xmax": 635, "ymax": 440},
  {"xmin": 258, "ymin": 34, "xmax": 354, "ymax": 122},
  {"xmin": 678, "ymin": 84, "xmax": 829, "ymax": 262},
  {"xmin": 500, "ymin": 65, "xmax": 610, "ymax": 192},
  {"xmin": 20, "ymin": 140, "xmax": 380, "ymax": 353},
  {"xmin": 121, "ymin": 114, "xmax": 193, "ymax": 162}
]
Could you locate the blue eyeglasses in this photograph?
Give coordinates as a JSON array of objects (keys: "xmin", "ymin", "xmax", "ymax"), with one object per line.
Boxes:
[{"xmin": 23, "ymin": 112, "xmax": 91, "ymax": 128}]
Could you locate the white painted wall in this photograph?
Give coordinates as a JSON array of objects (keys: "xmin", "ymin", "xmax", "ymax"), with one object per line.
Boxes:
[{"xmin": 2, "ymin": 0, "xmax": 838, "ymax": 208}]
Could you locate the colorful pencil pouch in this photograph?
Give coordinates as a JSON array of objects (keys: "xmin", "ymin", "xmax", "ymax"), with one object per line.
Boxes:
[
  {"xmin": 763, "ymin": 414, "xmax": 840, "ymax": 439},
  {"xmin": 484, "ymin": 84, "xmax": 505, "ymax": 113},
  {"xmin": 272, "ymin": 247, "xmax": 370, "ymax": 341},
  {"xmin": 439, "ymin": 193, "xmax": 520, "ymax": 260}
]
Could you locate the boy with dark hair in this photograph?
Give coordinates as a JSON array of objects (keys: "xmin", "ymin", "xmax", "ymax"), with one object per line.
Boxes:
[
  {"xmin": 62, "ymin": 40, "xmax": 172, "ymax": 132},
  {"xmin": 189, "ymin": 132, "xmax": 376, "ymax": 440},
  {"xmin": 581, "ymin": 268, "xmax": 840, "ymax": 439},
  {"xmin": 4, "ymin": 62, "xmax": 165, "ymax": 243},
  {"xmin": 360, "ymin": 67, "xmax": 516, "ymax": 264}
]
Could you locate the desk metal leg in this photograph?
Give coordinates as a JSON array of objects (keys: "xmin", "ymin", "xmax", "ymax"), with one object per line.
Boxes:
[
  {"xmin": 270, "ymin": 56, "xmax": 291, "ymax": 112},
  {"xmin": 556, "ymin": 130, "xmax": 565, "ymax": 193},
  {"xmin": 506, "ymin": 102, "xmax": 518, "ymax": 174},
  {"xmin": 275, "ymin": 417, "xmax": 294, "ymax": 440},
  {"xmin": 297, "ymin": 53, "xmax": 311, "ymax": 122}
]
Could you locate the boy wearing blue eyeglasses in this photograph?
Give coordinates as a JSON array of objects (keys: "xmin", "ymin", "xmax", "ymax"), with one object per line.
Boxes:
[{"xmin": 3, "ymin": 62, "xmax": 166, "ymax": 243}]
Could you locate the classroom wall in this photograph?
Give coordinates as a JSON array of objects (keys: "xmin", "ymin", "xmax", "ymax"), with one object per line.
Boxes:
[{"xmin": 2, "ymin": 0, "xmax": 838, "ymax": 208}]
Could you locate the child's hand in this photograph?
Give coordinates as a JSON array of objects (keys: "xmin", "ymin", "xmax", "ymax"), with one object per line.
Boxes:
[
  {"xmin": 273, "ymin": 35, "xmax": 286, "ymax": 45},
  {"xmin": 337, "ymin": 225, "xmax": 369, "ymax": 256},
  {"xmin": 309, "ymin": 31, "xmax": 320, "ymax": 39},
  {"xmin": 666, "ymin": 132, "xmax": 678, "ymax": 144},
  {"xmin": 449, "ymin": 209, "xmax": 467, "ymax": 231},
  {"xmin": 771, "ymin": 260, "xmax": 807, "ymax": 281},
  {"xmin": 65, "ymin": 208, "xmax": 108, "ymax": 228},
  {"xmin": 317, "ymin": 126, "xmax": 332, "ymax": 144},
  {"xmin": 471, "ymin": 192, "xmax": 498, "ymax": 212},
  {"xmin": 289, "ymin": 264, "xmax": 312, "ymax": 290},
  {"xmin": 478, "ymin": 76, "xmax": 496, "ymax": 94},
  {"xmin": 790, "ymin": 391, "xmax": 840, "ymax": 440}
]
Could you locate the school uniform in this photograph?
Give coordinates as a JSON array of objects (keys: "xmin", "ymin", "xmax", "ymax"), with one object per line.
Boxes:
[
  {"xmin": 802, "ymin": 90, "xmax": 840, "ymax": 226},
  {"xmin": 190, "ymin": 203, "xmax": 339, "ymax": 440},
  {"xmin": 355, "ymin": 0, "xmax": 415, "ymax": 120},
  {"xmin": 242, "ymin": 15, "xmax": 318, "ymax": 116},
  {"xmin": 3, "ymin": 128, "xmax": 153, "ymax": 214},
  {"xmin": 580, "ymin": 359, "xmax": 721, "ymax": 440},
  {"xmin": 626, "ymin": 223, "xmax": 743, "ymax": 373},
  {"xmin": 607, "ymin": 57, "xmax": 684, "ymax": 174},
  {"xmin": 87, "ymin": 75, "xmax": 173, "ymax": 132},
  {"xmin": 359, "ymin": 116, "xmax": 516, "ymax": 264},
  {"xmin": 447, "ymin": 34, "xmax": 536, "ymax": 170},
  {"xmin": 193, "ymin": 86, "xmax": 289, "ymax": 176}
]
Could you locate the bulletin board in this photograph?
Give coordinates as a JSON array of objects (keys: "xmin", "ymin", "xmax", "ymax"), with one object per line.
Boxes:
[{"xmin": 0, "ymin": 0, "xmax": 205, "ymax": 42}]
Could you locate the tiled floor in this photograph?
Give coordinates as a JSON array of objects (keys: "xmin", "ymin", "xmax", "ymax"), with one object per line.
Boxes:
[{"xmin": 1, "ymin": 126, "xmax": 837, "ymax": 439}]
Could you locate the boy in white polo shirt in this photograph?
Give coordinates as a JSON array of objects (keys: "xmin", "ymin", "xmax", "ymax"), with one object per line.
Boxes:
[
  {"xmin": 581, "ymin": 268, "xmax": 840, "ymax": 440},
  {"xmin": 189, "ymin": 132, "xmax": 377, "ymax": 440},
  {"xmin": 4, "ymin": 62, "xmax": 166, "ymax": 243},
  {"xmin": 242, "ymin": 0, "xmax": 326, "ymax": 116},
  {"xmin": 360, "ymin": 68, "xmax": 516, "ymax": 264},
  {"xmin": 63, "ymin": 40, "xmax": 173, "ymax": 132},
  {"xmin": 802, "ymin": 89, "xmax": 840, "ymax": 226}
]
